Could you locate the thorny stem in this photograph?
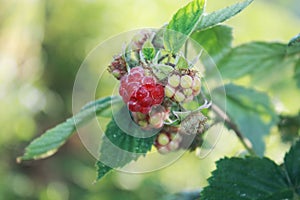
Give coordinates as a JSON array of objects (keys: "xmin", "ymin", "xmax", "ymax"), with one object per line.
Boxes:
[{"xmin": 210, "ymin": 103, "xmax": 258, "ymax": 156}]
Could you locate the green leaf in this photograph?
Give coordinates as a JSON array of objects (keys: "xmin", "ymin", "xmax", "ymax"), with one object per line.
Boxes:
[
  {"xmin": 294, "ymin": 59, "xmax": 300, "ymax": 88},
  {"xmin": 164, "ymin": 0, "xmax": 205, "ymax": 53},
  {"xmin": 142, "ymin": 40, "xmax": 155, "ymax": 60},
  {"xmin": 218, "ymin": 42, "xmax": 287, "ymax": 79},
  {"xmin": 284, "ymin": 140, "xmax": 300, "ymax": 195},
  {"xmin": 175, "ymin": 56, "xmax": 189, "ymax": 70},
  {"xmin": 213, "ymin": 84, "xmax": 278, "ymax": 156},
  {"xmin": 191, "ymin": 25, "xmax": 232, "ymax": 63},
  {"xmin": 287, "ymin": 33, "xmax": 300, "ymax": 55},
  {"xmin": 18, "ymin": 96, "xmax": 121, "ymax": 162},
  {"xmin": 200, "ymin": 157, "xmax": 294, "ymax": 200},
  {"xmin": 200, "ymin": 140, "xmax": 300, "ymax": 199},
  {"xmin": 96, "ymin": 107, "xmax": 156, "ymax": 180},
  {"xmin": 152, "ymin": 64, "xmax": 174, "ymax": 80},
  {"xmin": 196, "ymin": 0, "xmax": 253, "ymax": 31}
]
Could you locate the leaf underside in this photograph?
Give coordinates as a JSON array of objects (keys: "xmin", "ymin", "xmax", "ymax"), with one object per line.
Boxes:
[
  {"xmin": 213, "ymin": 83, "xmax": 278, "ymax": 156},
  {"xmin": 191, "ymin": 25, "xmax": 233, "ymax": 64},
  {"xmin": 218, "ymin": 42, "xmax": 287, "ymax": 79},
  {"xmin": 196, "ymin": 0, "xmax": 253, "ymax": 31},
  {"xmin": 18, "ymin": 96, "xmax": 121, "ymax": 161}
]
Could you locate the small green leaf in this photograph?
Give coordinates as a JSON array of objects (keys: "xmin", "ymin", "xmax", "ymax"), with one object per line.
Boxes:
[
  {"xmin": 165, "ymin": 0, "xmax": 205, "ymax": 53},
  {"xmin": 200, "ymin": 157, "xmax": 293, "ymax": 200},
  {"xmin": 18, "ymin": 96, "xmax": 121, "ymax": 162},
  {"xmin": 96, "ymin": 107, "xmax": 156, "ymax": 180},
  {"xmin": 191, "ymin": 25, "xmax": 232, "ymax": 63},
  {"xmin": 142, "ymin": 40, "xmax": 155, "ymax": 60},
  {"xmin": 294, "ymin": 59, "xmax": 300, "ymax": 88},
  {"xmin": 213, "ymin": 84, "xmax": 278, "ymax": 156},
  {"xmin": 287, "ymin": 33, "xmax": 300, "ymax": 55},
  {"xmin": 218, "ymin": 42, "xmax": 287, "ymax": 79},
  {"xmin": 152, "ymin": 64, "xmax": 174, "ymax": 80},
  {"xmin": 196, "ymin": 0, "xmax": 253, "ymax": 31},
  {"xmin": 284, "ymin": 140, "xmax": 300, "ymax": 195},
  {"xmin": 175, "ymin": 56, "xmax": 189, "ymax": 70}
]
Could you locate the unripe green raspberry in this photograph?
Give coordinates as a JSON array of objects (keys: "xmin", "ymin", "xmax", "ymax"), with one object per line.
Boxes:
[
  {"xmin": 157, "ymin": 132, "xmax": 170, "ymax": 146},
  {"xmin": 154, "ymin": 126, "xmax": 182, "ymax": 154},
  {"xmin": 174, "ymin": 91, "xmax": 185, "ymax": 102},
  {"xmin": 165, "ymin": 85, "xmax": 175, "ymax": 98},
  {"xmin": 180, "ymin": 75, "xmax": 193, "ymax": 89},
  {"xmin": 168, "ymin": 74, "xmax": 180, "ymax": 88},
  {"xmin": 192, "ymin": 76, "xmax": 201, "ymax": 93}
]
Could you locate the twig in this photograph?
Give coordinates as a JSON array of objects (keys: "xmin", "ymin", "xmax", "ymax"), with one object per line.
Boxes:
[{"xmin": 210, "ymin": 103, "xmax": 257, "ymax": 156}]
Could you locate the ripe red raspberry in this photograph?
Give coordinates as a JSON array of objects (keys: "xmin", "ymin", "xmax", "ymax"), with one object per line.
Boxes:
[{"xmin": 119, "ymin": 67, "xmax": 165, "ymax": 114}]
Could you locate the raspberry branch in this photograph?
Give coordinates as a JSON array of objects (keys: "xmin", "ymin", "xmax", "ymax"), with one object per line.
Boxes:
[{"xmin": 210, "ymin": 103, "xmax": 257, "ymax": 156}]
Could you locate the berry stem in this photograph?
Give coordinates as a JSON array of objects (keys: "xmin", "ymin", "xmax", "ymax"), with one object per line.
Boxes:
[
  {"xmin": 210, "ymin": 103, "xmax": 258, "ymax": 157},
  {"xmin": 158, "ymin": 54, "xmax": 169, "ymax": 63},
  {"xmin": 184, "ymin": 40, "xmax": 189, "ymax": 58}
]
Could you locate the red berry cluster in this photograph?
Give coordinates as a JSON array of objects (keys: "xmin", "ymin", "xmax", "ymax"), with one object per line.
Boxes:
[{"xmin": 119, "ymin": 67, "xmax": 165, "ymax": 114}]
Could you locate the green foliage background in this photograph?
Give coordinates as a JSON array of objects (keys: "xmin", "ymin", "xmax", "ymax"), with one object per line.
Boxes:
[{"xmin": 0, "ymin": 0, "xmax": 299, "ymax": 199}]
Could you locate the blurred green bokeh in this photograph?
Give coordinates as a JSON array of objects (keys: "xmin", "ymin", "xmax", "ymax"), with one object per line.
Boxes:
[{"xmin": 0, "ymin": 0, "xmax": 299, "ymax": 199}]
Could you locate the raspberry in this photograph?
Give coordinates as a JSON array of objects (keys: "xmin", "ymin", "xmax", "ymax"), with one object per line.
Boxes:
[
  {"xmin": 108, "ymin": 55, "xmax": 128, "ymax": 80},
  {"xmin": 165, "ymin": 71, "xmax": 201, "ymax": 103},
  {"xmin": 119, "ymin": 66, "xmax": 165, "ymax": 114},
  {"xmin": 154, "ymin": 126, "xmax": 182, "ymax": 154},
  {"xmin": 131, "ymin": 105, "xmax": 169, "ymax": 129}
]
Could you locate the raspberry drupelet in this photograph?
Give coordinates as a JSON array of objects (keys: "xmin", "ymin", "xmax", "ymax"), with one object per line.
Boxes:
[{"xmin": 119, "ymin": 67, "xmax": 165, "ymax": 114}]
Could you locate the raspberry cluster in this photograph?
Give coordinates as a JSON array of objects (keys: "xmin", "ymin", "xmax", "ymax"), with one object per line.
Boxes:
[
  {"xmin": 119, "ymin": 67, "xmax": 165, "ymax": 114},
  {"xmin": 154, "ymin": 126, "xmax": 182, "ymax": 154},
  {"xmin": 164, "ymin": 72, "xmax": 201, "ymax": 103},
  {"xmin": 107, "ymin": 31, "xmax": 209, "ymax": 155}
]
